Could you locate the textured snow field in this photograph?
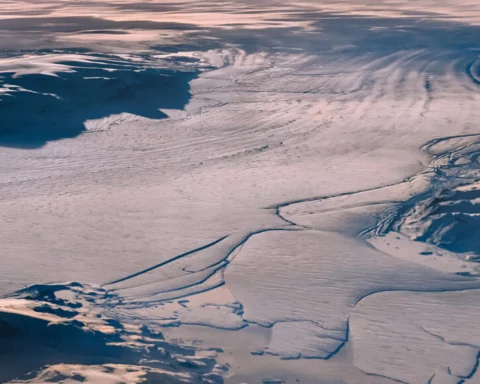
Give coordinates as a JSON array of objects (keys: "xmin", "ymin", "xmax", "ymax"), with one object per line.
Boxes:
[{"xmin": 1, "ymin": 1, "xmax": 480, "ymax": 383}]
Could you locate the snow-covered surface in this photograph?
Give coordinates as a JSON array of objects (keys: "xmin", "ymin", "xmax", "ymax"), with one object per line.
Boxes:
[
  {"xmin": 0, "ymin": 283, "xmax": 226, "ymax": 383},
  {"xmin": 1, "ymin": 1, "xmax": 480, "ymax": 383},
  {"xmin": 351, "ymin": 290, "xmax": 480, "ymax": 383}
]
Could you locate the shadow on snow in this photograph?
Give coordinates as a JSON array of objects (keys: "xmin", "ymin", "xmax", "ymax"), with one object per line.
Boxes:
[{"xmin": 0, "ymin": 55, "xmax": 197, "ymax": 148}]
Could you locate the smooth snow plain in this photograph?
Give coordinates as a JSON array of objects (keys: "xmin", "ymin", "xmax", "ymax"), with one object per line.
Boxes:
[{"xmin": 1, "ymin": 1, "xmax": 480, "ymax": 383}]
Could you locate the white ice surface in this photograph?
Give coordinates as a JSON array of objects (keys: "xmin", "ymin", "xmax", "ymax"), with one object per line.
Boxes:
[
  {"xmin": 2, "ymin": 48, "xmax": 480, "ymax": 294},
  {"xmin": 1, "ymin": 47, "xmax": 480, "ymax": 380},
  {"xmin": 224, "ymin": 230, "xmax": 480, "ymax": 359},
  {"xmin": 2, "ymin": 2, "xmax": 480, "ymax": 382},
  {"xmin": 350, "ymin": 290, "xmax": 480, "ymax": 383}
]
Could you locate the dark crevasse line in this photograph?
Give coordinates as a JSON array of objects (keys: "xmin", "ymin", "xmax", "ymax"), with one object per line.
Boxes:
[
  {"xmin": 421, "ymin": 133, "xmax": 480, "ymax": 154},
  {"xmin": 106, "ymin": 227, "xmax": 303, "ymax": 305},
  {"xmin": 120, "ymin": 266, "xmax": 224, "ymax": 298},
  {"xmin": 119, "ymin": 280, "xmax": 228, "ymax": 306},
  {"xmin": 183, "ymin": 227, "xmax": 303, "ymax": 275},
  {"xmin": 363, "ymin": 372, "xmax": 408, "ymax": 384},
  {"xmin": 104, "ymin": 235, "xmax": 229, "ymax": 286},
  {"xmin": 465, "ymin": 352, "xmax": 480, "ymax": 381},
  {"xmin": 217, "ymin": 227, "xmax": 303, "ymax": 264},
  {"xmin": 273, "ymin": 206, "xmax": 298, "ymax": 226},
  {"xmin": 418, "ymin": 325, "xmax": 480, "ymax": 351},
  {"xmin": 270, "ymin": 133, "xmax": 480, "ymax": 240},
  {"xmin": 466, "ymin": 58, "xmax": 480, "ymax": 85},
  {"xmin": 266, "ymin": 180, "xmax": 411, "ymax": 210},
  {"xmin": 234, "ymin": 318, "xmax": 348, "ymax": 360}
]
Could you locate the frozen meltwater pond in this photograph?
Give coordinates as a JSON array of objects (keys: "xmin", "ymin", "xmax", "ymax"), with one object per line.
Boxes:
[{"xmin": 1, "ymin": 1, "xmax": 480, "ymax": 383}]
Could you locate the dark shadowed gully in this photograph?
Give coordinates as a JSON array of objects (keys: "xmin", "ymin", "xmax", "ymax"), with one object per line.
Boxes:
[{"xmin": 0, "ymin": 283, "xmax": 224, "ymax": 383}]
